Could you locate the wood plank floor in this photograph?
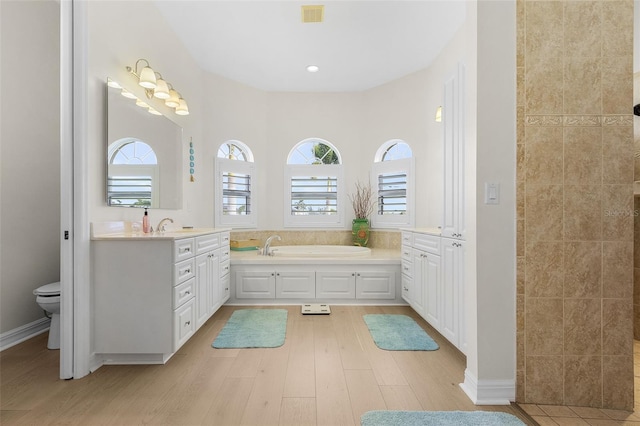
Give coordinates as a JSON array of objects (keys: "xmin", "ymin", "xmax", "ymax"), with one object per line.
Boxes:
[{"xmin": 0, "ymin": 305, "xmax": 533, "ymax": 425}]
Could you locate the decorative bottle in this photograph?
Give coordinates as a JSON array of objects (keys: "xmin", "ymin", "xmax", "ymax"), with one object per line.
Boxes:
[{"xmin": 142, "ymin": 208, "xmax": 150, "ymax": 233}]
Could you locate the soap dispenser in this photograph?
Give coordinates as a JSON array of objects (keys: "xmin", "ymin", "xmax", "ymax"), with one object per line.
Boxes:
[{"xmin": 142, "ymin": 208, "xmax": 150, "ymax": 233}]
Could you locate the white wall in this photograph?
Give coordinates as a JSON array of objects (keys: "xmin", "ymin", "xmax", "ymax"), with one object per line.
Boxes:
[
  {"xmin": 86, "ymin": 2, "xmax": 467, "ymax": 234},
  {"xmin": 461, "ymin": 0, "xmax": 517, "ymax": 403},
  {"xmin": 87, "ymin": 1, "xmax": 205, "ymax": 227},
  {"xmin": 0, "ymin": 0, "xmax": 60, "ymax": 334}
]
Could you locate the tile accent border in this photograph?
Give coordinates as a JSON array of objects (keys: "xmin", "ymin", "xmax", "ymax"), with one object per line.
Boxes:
[{"xmin": 525, "ymin": 115, "xmax": 632, "ymax": 127}]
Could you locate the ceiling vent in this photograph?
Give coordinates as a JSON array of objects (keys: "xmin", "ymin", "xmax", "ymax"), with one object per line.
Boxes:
[{"xmin": 301, "ymin": 5, "xmax": 324, "ymax": 23}]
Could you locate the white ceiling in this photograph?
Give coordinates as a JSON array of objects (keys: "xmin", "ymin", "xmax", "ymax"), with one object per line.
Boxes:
[{"xmin": 154, "ymin": 1, "xmax": 466, "ymax": 92}]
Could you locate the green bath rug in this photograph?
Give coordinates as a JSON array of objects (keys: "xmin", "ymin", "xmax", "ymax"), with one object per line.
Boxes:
[
  {"xmin": 361, "ymin": 410, "xmax": 526, "ymax": 426},
  {"xmin": 212, "ymin": 309, "xmax": 287, "ymax": 349},
  {"xmin": 363, "ymin": 314, "xmax": 438, "ymax": 351}
]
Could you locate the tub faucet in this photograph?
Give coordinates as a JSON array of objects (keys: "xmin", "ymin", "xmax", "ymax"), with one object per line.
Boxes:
[
  {"xmin": 156, "ymin": 218, "xmax": 174, "ymax": 233},
  {"xmin": 263, "ymin": 235, "xmax": 281, "ymax": 256}
]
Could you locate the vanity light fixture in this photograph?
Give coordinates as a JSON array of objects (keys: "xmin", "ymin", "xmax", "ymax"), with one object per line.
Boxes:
[
  {"xmin": 175, "ymin": 98, "xmax": 189, "ymax": 116},
  {"xmin": 435, "ymin": 106, "xmax": 442, "ymax": 122},
  {"xmin": 165, "ymin": 86, "xmax": 180, "ymax": 108},
  {"xmin": 126, "ymin": 58, "xmax": 189, "ymax": 115},
  {"xmin": 153, "ymin": 74, "xmax": 170, "ymax": 100}
]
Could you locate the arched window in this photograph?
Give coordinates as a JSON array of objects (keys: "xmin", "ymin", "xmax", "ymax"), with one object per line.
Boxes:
[
  {"xmin": 215, "ymin": 140, "xmax": 256, "ymax": 228},
  {"xmin": 107, "ymin": 139, "xmax": 159, "ymax": 207},
  {"xmin": 371, "ymin": 139, "xmax": 415, "ymax": 228},
  {"xmin": 284, "ymin": 138, "xmax": 344, "ymax": 227}
]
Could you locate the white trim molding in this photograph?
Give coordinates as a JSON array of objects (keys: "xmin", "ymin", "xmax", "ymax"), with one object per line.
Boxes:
[
  {"xmin": 460, "ymin": 368, "xmax": 514, "ymax": 405},
  {"xmin": 0, "ymin": 318, "xmax": 50, "ymax": 351}
]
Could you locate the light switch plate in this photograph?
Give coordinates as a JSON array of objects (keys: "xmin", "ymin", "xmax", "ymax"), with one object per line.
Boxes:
[{"xmin": 485, "ymin": 182, "xmax": 500, "ymax": 205}]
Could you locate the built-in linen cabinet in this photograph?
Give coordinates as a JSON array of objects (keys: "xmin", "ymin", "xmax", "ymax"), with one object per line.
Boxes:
[
  {"xmin": 92, "ymin": 229, "xmax": 230, "ymax": 365},
  {"xmin": 442, "ymin": 62, "xmax": 466, "ymax": 240},
  {"xmin": 402, "ymin": 230, "xmax": 466, "ymax": 353},
  {"xmin": 441, "ymin": 237, "xmax": 466, "ymax": 352}
]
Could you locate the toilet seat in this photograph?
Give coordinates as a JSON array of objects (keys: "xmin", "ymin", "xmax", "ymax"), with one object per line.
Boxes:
[{"xmin": 33, "ymin": 281, "xmax": 61, "ymax": 297}]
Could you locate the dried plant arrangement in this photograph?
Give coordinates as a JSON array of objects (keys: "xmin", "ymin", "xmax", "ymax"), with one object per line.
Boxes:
[{"xmin": 349, "ymin": 181, "xmax": 376, "ymax": 219}]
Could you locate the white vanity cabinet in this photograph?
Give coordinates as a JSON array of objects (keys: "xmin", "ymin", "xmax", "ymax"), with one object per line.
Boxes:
[
  {"xmin": 92, "ymin": 229, "xmax": 230, "ymax": 365},
  {"xmin": 402, "ymin": 229, "xmax": 465, "ymax": 354},
  {"xmin": 315, "ymin": 268, "xmax": 396, "ymax": 300},
  {"xmin": 316, "ymin": 271, "xmax": 356, "ymax": 299},
  {"xmin": 232, "ymin": 264, "xmax": 399, "ymax": 302},
  {"xmin": 234, "ymin": 268, "xmax": 316, "ymax": 299},
  {"xmin": 441, "ymin": 237, "xmax": 466, "ymax": 352}
]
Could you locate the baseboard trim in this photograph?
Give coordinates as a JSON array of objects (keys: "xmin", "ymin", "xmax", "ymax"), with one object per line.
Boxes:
[
  {"xmin": 460, "ymin": 368, "xmax": 514, "ymax": 405},
  {"xmin": 0, "ymin": 317, "xmax": 50, "ymax": 351}
]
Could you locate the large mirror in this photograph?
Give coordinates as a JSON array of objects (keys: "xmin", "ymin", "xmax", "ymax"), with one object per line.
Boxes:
[{"xmin": 106, "ymin": 79, "xmax": 183, "ymax": 209}]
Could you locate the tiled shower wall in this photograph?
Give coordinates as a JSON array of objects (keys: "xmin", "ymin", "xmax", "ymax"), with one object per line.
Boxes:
[{"xmin": 516, "ymin": 0, "xmax": 634, "ymax": 409}]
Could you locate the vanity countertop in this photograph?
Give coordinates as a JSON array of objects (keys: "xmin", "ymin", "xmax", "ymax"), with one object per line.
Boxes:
[
  {"xmin": 91, "ymin": 229, "xmax": 230, "ymax": 241},
  {"xmin": 91, "ymin": 222, "xmax": 230, "ymax": 241},
  {"xmin": 231, "ymin": 248, "xmax": 400, "ymax": 265},
  {"xmin": 401, "ymin": 227, "xmax": 442, "ymax": 236}
]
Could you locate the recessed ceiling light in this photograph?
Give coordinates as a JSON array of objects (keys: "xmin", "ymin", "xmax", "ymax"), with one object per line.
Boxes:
[{"xmin": 306, "ymin": 65, "xmax": 319, "ymax": 73}]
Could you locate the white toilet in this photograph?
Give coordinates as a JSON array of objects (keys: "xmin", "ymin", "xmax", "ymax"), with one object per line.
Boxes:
[{"xmin": 33, "ymin": 282, "xmax": 61, "ymax": 350}]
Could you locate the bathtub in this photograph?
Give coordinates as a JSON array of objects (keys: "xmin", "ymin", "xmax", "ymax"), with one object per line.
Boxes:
[{"xmin": 269, "ymin": 245, "xmax": 371, "ymax": 258}]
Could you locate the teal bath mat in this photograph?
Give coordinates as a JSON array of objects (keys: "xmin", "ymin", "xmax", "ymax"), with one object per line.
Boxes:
[
  {"xmin": 363, "ymin": 314, "xmax": 439, "ymax": 351},
  {"xmin": 361, "ymin": 410, "xmax": 526, "ymax": 426},
  {"xmin": 212, "ymin": 309, "xmax": 288, "ymax": 348}
]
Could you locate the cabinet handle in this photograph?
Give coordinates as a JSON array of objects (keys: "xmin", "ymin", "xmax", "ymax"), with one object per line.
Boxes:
[
  {"xmin": 224, "ymin": 266, "xmax": 229, "ymax": 271},
  {"xmin": 179, "ymin": 247, "xmax": 191, "ymax": 253},
  {"xmin": 271, "ymin": 273, "xmax": 275, "ymax": 276},
  {"xmin": 277, "ymin": 273, "xmax": 280, "ymax": 276},
  {"xmin": 183, "ymin": 291, "xmax": 190, "ymax": 296},
  {"xmin": 225, "ymin": 287, "xmax": 229, "ymax": 291},
  {"xmin": 352, "ymin": 273, "xmax": 355, "ymax": 276},
  {"xmin": 181, "ymin": 268, "xmax": 191, "ymax": 275},
  {"xmin": 185, "ymin": 321, "xmax": 191, "ymax": 326}
]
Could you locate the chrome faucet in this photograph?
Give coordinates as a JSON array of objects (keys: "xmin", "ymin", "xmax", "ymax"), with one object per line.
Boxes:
[
  {"xmin": 156, "ymin": 218, "xmax": 174, "ymax": 233},
  {"xmin": 263, "ymin": 235, "xmax": 281, "ymax": 256}
]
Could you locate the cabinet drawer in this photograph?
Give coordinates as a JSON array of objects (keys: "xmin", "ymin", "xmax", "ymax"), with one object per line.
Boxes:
[
  {"xmin": 173, "ymin": 299, "xmax": 195, "ymax": 351},
  {"xmin": 401, "ymin": 274, "xmax": 412, "ymax": 303},
  {"xmin": 220, "ymin": 273, "xmax": 230, "ymax": 303},
  {"xmin": 220, "ymin": 259, "xmax": 231, "ymax": 277},
  {"xmin": 196, "ymin": 234, "xmax": 219, "ymax": 255},
  {"xmin": 174, "ymin": 238, "xmax": 195, "ymax": 262},
  {"xmin": 173, "ymin": 277, "xmax": 195, "ymax": 309},
  {"xmin": 219, "ymin": 232, "xmax": 230, "ymax": 246},
  {"xmin": 218, "ymin": 246, "xmax": 231, "ymax": 262},
  {"xmin": 413, "ymin": 233, "xmax": 441, "ymax": 255},
  {"xmin": 401, "ymin": 232, "xmax": 413, "ymax": 247},
  {"xmin": 174, "ymin": 258, "xmax": 195, "ymax": 285},
  {"xmin": 401, "ymin": 245, "xmax": 412, "ymax": 262},
  {"xmin": 401, "ymin": 259, "xmax": 413, "ymax": 277}
]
